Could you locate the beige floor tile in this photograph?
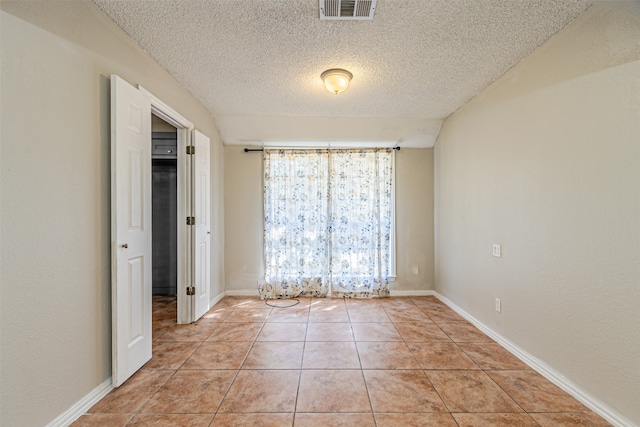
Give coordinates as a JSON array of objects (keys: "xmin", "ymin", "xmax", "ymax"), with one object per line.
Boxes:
[
  {"xmin": 87, "ymin": 296, "xmax": 600, "ymax": 426},
  {"xmin": 89, "ymin": 370, "xmax": 174, "ymax": 413},
  {"xmin": 153, "ymin": 295, "xmax": 176, "ymax": 304},
  {"xmin": 452, "ymin": 413, "xmax": 539, "ymax": 426},
  {"xmin": 487, "ymin": 370, "xmax": 587, "ymax": 412},
  {"xmin": 302, "ymin": 341, "xmax": 361, "ymax": 369},
  {"xmin": 458, "ymin": 343, "xmax": 529, "ymax": 370},
  {"xmin": 529, "ymin": 412, "xmax": 612, "ymax": 426},
  {"xmin": 143, "ymin": 340, "xmax": 200, "ymax": 370},
  {"xmin": 264, "ymin": 298, "xmax": 307, "ymax": 307},
  {"xmin": 153, "ymin": 307, "xmax": 177, "ymax": 322},
  {"xmin": 394, "ymin": 322, "xmax": 452, "ymax": 342},
  {"xmin": 384, "ymin": 307, "xmax": 432, "ymax": 323},
  {"xmin": 437, "ymin": 322, "xmax": 493, "ymax": 343},
  {"xmin": 426, "ymin": 370, "xmax": 522, "ymax": 413},
  {"xmin": 242, "ymin": 341, "xmax": 304, "ymax": 369},
  {"xmin": 266, "ymin": 307, "xmax": 309, "ymax": 322},
  {"xmin": 206, "ymin": 322, "xmax": 263, "ymax": 342},
  {"xmin": 309, "ymin": 308, "xmax": 350, "ymax": 322},
  {"xmin": 127, "ymin": 414, "xmax": 214, "ymax": 426},
  {"xmin": 351, "ymin": 322, "xmax": 403, "ymax": 341},
  {"xmin": 219, "ymin": 370, "xmax": 300, "ymax": 413},
  {"xmin": 374, "ymin": 413, "xmax": 458, "ymax": 427},
  {"xmin": 257, "ymin": 322, "xmax": 307, "ymax": 341},
  {"xmin": 294, "ymin": 413, "xmax": 376, "ymax": 427},
  {"xmin": 410, "ymin": 296, "xmax": 444, "ymax": 307},
  {"xmin": 140, "ymin": 370, "xmax": 236, "ymax": 413},
  {"xmin": 214, "ymin": 297, "xmax": 265, "ymax": 310},
  {"xmin": 211, "ymin": 413, "xmax": 294, "ymax": 427},
  {"xmin": 182, "ymin": 341, "xmax": 251, "ymax": 370},
  {"xmin": 364, "ymin": 370, "xmax": 447, "ymax": 413},
  {"xmin": 347, "ymin": 307, "xmax": 391, "ymax": 322},
  {"xmin": 201, "ymin": 307, "xmax": 232, "ymax": 321},
  {"xmin": 308, "ymin": 298, "xmax": 345, "ymax": 310},
  {"xmin": 306, "ymin": 322, "xmax": 354, "ymax": 341},
  {"xmin": 422, "ymin": 307, "xmax": 467, "ymax": 323},
  {"xmin": 297, "ymin": 370, "xmax": 371, "ymax": 413},
  {"xmin": 344, "ymin": 298, "xmax": 381, "ymax": 308},
  {"xmin": 408, "ymin": 342, "xmax": 480, "ymax": 370},
  {"xmin": 224, "ymin": 308, "xmax": 272, "ymax": 322},
  {"xmin": 70, "ymin": 414, "xmax": 133, "ymax": 426},
  {"xmin": 152, "ymin": 319, "xmax": 177, "ymax": 340},
  {"xmin": 293, "ymin": 297, "xmax": 314, "ymax": 309},
  {"xmin": 382, "ymin": 298, "xmax": 418, "ymax": 309},
  {"xmin": 156, "ymin": 322, "xmax": 220, "ymax": 342},
  {"xmin": 357, "ymin": 341, "xmax": 421, "ymax": 369}
]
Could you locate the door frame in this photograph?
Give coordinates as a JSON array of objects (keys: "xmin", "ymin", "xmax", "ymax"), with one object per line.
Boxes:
[{"xmin": 139, "ymin": 86, "xmax": 194, "ymax": 324}]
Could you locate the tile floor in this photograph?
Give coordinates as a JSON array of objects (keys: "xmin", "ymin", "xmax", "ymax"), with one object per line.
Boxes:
[{"xmin": 73, "ymin": 295, "xmax": 610, "ymax": 426}]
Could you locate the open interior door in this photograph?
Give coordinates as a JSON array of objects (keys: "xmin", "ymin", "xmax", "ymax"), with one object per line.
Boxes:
[
  {"xmin": 193, "ymin": 130, "xmax": 211, "ymax": 320},
  {"xmin": 110, "ymin": 75, "xmax": 152, "ymax": 387}
]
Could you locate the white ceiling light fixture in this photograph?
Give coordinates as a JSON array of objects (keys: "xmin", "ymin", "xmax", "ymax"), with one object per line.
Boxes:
[{"xmin": 321, "ymin": 68, "xmax": 353, "ymax": 94}]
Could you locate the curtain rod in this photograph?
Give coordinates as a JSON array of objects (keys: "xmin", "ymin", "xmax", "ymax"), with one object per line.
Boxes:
[{"xmin": 244, "ymin": 147, "xmax": 401, "ymax": 153}]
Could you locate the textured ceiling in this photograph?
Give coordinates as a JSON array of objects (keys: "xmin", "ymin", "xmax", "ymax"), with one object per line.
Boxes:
[{"xmin": 92, "ymin": 0, "xmax": 591, "ymax": 147}]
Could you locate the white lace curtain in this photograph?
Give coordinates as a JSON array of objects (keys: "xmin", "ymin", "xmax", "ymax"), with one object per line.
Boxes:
[{"xmin": 262, "ymin": 148, "xmax": 393, "ymax": 299}]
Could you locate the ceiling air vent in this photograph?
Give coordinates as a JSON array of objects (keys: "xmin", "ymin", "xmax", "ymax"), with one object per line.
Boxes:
[{"xmin": 319, "ymin": 0, "xmax": 377, "ymax": 20}]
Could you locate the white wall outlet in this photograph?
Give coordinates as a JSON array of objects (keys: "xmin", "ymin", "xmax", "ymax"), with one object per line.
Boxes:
[
  {"xmin": 492, "ymin": 244, "xmax": 502, "ymax": 257},
  {"xmin": 411, "ymin": 265, "xmax": 419, "ymax": 275},
  {"xmin": 495, "ymin": 298, "xmax": 502, "ymax": 312}
]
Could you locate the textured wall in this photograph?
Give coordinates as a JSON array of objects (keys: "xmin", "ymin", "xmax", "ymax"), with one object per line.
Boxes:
[
  {"xmin": 223, "ymin": 146, "xmax": 434, "ymax": 293},
  {"xmin": 0, "ymin": 2, "xmax": 223, "ymax": 425},
  {"xmin": 434, "ymin": 6, "xmax": 640, "ymax": 424}
]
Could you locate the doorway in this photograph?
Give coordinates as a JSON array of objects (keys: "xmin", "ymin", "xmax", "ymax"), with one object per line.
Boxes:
[
  {"xmin": 111, "ymin": 75, "xmax": 209, "ymax": 386},
  {"xmin": 152, "ymin": 116, "xmax": 178, "ymax": 297},
  {"xmin": 151, "ymin": 115, "xmax": 178, "ymax": 324}
]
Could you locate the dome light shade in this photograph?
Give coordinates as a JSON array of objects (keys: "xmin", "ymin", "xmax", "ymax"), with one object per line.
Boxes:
[{"xmin": 321, "ymin": 68, "xmax": 353, "ymax": 94}]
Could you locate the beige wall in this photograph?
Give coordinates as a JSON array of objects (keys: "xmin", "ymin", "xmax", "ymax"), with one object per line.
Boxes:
[
  {"xmin": 434, "ymin": 6, "xmax": 640, "ymax": 424},
  {"xmin": 0, "ymin": 2, "xmax": 224, "ymax": 425},
  {"xmin": 394, "ymin": 148, "xmax": 434, "ymax": 291},
  {"xmin": 224, "ymin": 146, "xmax": 434, "ymax": 292},
  {"xmin": 224, "ymin": 146, "xmax": 265, "ymax": 291}
]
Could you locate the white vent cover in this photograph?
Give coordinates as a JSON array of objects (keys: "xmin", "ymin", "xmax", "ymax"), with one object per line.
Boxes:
[{"xmin": 319, "ymin": 0, "xmax": 377, "ymax": 20}]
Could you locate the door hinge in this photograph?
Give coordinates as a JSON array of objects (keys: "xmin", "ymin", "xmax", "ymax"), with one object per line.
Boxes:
[
  {"xmin": 186, "ymin": 286, "xmax": 195, "ymax": 296},
  {"xmin": 186, "ymin": 146, "xmax": 195, "ymax": 155},
  {"xmin": 186, "ymin": 216, "xmax": 195, "ymax": 225}
]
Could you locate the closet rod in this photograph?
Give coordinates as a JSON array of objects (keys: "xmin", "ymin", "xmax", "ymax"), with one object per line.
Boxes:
[{"xmin": 243, "ymin": 147, "xmax": 401, "ymax": 153}]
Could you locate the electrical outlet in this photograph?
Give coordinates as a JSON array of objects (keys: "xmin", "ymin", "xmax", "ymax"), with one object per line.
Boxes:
[
  {"xmin": 411, "ymin": 265, "xmax": 419, "ymax": 275},
  {"xmin": 492, "ymin": 244, "xmax": 502, "ymax": 258},
  {"xmin": 495, "ymin": 298, "xmax": 502, "ymax": 312}
]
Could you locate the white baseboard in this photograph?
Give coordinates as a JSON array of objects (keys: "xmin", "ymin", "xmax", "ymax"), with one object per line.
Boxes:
[
  {"xmin": 390, "ymin": 289, "xmax": 435, "ymax": 297},
  {"xmin": 434, "ymin": 292, "xmax": 634, "ymax": 427},
  {"xmin": 209, "ymin": 291, "xmax": 226, "ymax": 307},
  {"xmin": 46, "ymin": 378, "xmax": 113, "ymax": 427}
]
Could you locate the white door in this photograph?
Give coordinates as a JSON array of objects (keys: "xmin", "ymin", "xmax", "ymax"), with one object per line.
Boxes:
[
  {"xmin": 110, "ymin": 75, "xmax": 152, "ymax": 387},
  {"xmin": 193, "ymin": 130, "xmax": 211, "ymax": 320}
]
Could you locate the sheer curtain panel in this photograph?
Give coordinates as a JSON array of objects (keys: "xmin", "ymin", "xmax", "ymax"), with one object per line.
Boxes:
[
  {"xmin": 261, "ymin": 148, "xmax": 393, "ymax": 299},
  {"xmin": 262, "ymin": 150, "xmax": 330, "ymax": 298},
  {"xmin": 329, "ymin": 149, "xmax": 393, "ymax": 297}
]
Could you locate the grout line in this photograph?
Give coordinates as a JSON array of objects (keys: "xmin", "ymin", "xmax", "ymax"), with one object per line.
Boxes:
[
  {"xmin": 144, "ymin": 295, "xmax": 571, "ymax": 426},
  {"xmin": 210, "ymin": 308, "xmax": 267, "ymax": 420}
]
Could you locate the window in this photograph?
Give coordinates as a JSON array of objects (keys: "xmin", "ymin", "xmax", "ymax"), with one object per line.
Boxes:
[{"xmin": 262, "ymin": 148, "xmax": 394, "ymax": 298}]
